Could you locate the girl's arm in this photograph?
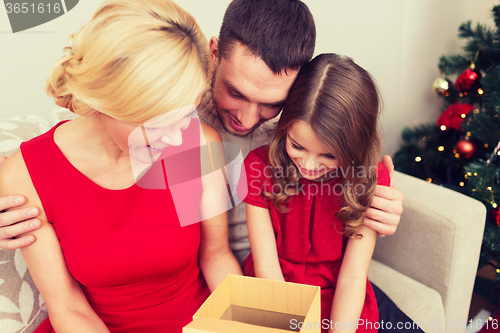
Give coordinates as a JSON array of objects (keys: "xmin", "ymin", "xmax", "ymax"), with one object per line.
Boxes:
[
  {"xmin": 0, "ymin": 150, "xmax": 109, "ymax": 333},
  {"xmin": 246, "ymin": 203, "xmax": 284, "ymax": 281},
  {"xmin": 198, "ymin": 124, "xmax": 242, "ymax": 292},
  {"xmin": 329, "ymin": 225, "xmax": 377, "ymax": 333}
]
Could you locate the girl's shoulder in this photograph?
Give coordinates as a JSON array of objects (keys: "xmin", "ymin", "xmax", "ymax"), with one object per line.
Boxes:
[{"xmin": 245, "ymin": 145, "xmax": 271, "ymax": 166}]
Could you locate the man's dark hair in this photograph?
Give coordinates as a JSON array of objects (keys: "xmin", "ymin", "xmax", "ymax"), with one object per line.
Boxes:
[{"xmin": 218, "ymin": 0, "xmax": 316, "ymax": 74}]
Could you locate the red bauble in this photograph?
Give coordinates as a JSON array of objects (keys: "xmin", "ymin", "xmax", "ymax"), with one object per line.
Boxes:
[
  {"xmin": 456, "ymin": 67, "xmax": 482, "ymax": 93},
  {"xmin": 492, "ymin": 208, "xmax": 500, "ymax": 227},
  {"xmin": 456, "ymin": 140, "xmax": 477, "ymax": 159},
  {"xmin": 436, "ymin": 102, "xmax": 474, "ymax": 131}
]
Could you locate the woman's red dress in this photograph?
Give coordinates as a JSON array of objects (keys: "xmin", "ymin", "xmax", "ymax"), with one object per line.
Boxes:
[{"xmin": 21, "ymin": 120, "xmax": 209, "ymax": 333}]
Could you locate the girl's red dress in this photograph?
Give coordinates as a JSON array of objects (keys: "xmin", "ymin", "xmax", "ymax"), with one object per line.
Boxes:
[
  {"xmin": 21, "ymin": 120, "xmax": 209, "ymax": 333},
  {"xmin": 238, "ymin": 145, "xmax": 390, "ymax": 333}
]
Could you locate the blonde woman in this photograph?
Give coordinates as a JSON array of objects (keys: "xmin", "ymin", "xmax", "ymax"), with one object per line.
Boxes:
[{"xmin": 0, "ymin": 0, "xmax": 241, "ymax": 332}]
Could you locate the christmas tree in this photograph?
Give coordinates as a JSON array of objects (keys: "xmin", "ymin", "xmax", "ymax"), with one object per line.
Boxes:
[{"xmin": 393, "ymin": 5, "xmax": 500, "ymax": 310}]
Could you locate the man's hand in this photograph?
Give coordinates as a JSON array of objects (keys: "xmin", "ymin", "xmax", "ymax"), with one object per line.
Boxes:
[
  {"xmin": 0, "ymin": 156, "xmax": 41, "ymax": 250},
  {"xmin": 364, "ymin": 155, "xmax": 404, "ymax": 236}
]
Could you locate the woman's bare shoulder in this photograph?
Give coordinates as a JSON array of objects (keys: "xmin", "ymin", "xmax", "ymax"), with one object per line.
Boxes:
[{"xmin": 200, "ymin": 123, "xmax": 222, "ymax": 143}]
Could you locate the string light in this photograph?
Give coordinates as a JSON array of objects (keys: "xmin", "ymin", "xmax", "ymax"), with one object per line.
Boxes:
[
  {"xmin": 493, "ymin": 203, "xmax": 498, "ymax": 209},
  {"xmin": 485, "ymin": 143, "xmax": 489, "ymax": 148},
  {"xmin": 487, "ymin": 187, "xmax": 492, "ymax": 191},
  {"xmin": 478, "ymin": 89, "xmax": 484, "ymax": 95},
  {"xmin": 474, "ymin": 109, "xmax": 480, "ymax": 114},
  {"xmin": 426, "ymin": 178, "xmax": 432, "ymax": 183},
  {"xmin": 461, "ymin": 114, "xmax": 466, "ymax": 118},
  {"xmin": 415, "ymin": 156, "xmax": 422, "ymax": 162},
  {"xmin": 459, "ymin": 182, "xmax": 465, "ymax": 187},
  {"xmin": 440, "ymin": 125, "xmax": 447, "ymax": 131},
  {"xmin": 438, "ymin": 146, "xmax": 445, "ymax": 152},
  {"xmin": 466, "ymin": 132, "xmax": 471, "ymax": 137}
]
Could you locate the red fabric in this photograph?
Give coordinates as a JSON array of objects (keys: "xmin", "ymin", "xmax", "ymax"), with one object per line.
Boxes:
[
  {"xmin": 436, "ymin": 102, "xmax": 474, "ymax": 131},
  {"xmin": 238, "ymin": 146, "xmax": 390, "ymax": 333},
  {"xmin": 21, "ymin": 120, "xmax": 209, "ymax": 333}
]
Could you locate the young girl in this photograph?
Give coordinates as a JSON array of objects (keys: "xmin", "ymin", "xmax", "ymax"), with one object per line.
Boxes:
[{"xmin": 238, "ymin": 53, "xmax": 390, "ymax": 333}]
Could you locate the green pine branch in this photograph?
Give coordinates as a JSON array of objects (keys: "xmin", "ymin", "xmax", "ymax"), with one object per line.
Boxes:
[
  {"xmin": 482, "ymin": 65, "xmax": 500, "ymax": 115},
  {"xmin": 401, "ymin": 124, "xmax": 439, "ymax": 146},
  {"xmin": 463, "ymin": 111, "xmax": 500, "ymax": 144},
  {"xmin": 439, "ymin": 14, "xmax": 500, "ymax": 75},
  {"xmin": 438, "ymin": 54, "xmax": 471, "ymax": 75},
  {"xmin": 481, "ymin": 222, "xmax": 500, "ymax": 268},
  {"xmin": 493, "ymin": 5, "xmax": 500, "ymax": 39},
  {"xmin": 459, "ymin": 21, "xmax": 495, "ymax": 50},
  {"xmin": 465, "ymin": 161, "xmax": 500, "ymax": 203}
]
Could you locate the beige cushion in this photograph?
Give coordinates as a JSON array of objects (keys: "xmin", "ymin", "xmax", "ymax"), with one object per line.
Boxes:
[
  {"xmin": 369, "ymin": 259, "xmax": 445, "ymax": 333},
  {"xmin": 0, "ymin": 116, "xmax": 50, "ymax": 157},
  {"xmin": 0, "ymin": 249, "xmax": 48, "ymax": 333},
  {"xmin": 49, "ymin": 107, "xmax": 79, "ymax": 126}
]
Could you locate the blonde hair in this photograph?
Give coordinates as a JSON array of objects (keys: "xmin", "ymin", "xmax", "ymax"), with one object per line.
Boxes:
[
  {"xmin": 267, "ymin": 54, "xmax": 382, "ymax": 238},
  {"xmin": 46, "ymin": 0, "xmax": 209, "ymax": 124}
]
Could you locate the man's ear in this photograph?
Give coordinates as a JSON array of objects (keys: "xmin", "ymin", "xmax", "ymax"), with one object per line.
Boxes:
[{"xmin": 209, "ymin": 37, "xmax": 219, "ymax": 68}]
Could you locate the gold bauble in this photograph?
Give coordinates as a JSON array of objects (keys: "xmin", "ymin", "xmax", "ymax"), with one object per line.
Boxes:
[{"xmin": 432, "ymin": 77, "xmax": 452, "ymax": 96}]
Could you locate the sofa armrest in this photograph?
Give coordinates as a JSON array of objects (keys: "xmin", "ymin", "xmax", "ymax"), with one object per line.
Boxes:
[{"xmin": 373, "ymin": 171, "xmax": 486, "ymax": 328}]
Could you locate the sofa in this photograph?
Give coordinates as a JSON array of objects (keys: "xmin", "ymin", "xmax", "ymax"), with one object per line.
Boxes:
[
  {"xmin": 368, "ymin": 171, "xmax": 486, "ymax": 333},
  {"xmin": 0, "ymin": 111, "xmax": 487, "ymax": 333}
]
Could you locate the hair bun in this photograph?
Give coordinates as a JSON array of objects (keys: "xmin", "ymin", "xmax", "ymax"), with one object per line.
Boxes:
[
  {"xmin": 55, "ymin": 94, "xmax": 75, "ymax": 113},
  {"xmin": 47, "ymin": 40, "xmax": 81, "ymax": 114}
]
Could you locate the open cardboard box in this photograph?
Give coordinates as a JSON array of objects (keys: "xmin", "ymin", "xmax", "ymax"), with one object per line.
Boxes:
[{"xmin": 183, "ymin": 275, "xmax": 321, "ymax": 333}]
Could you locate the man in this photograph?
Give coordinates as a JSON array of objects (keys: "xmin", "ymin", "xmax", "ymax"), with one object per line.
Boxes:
[
  {"xmin": 198, "ymin": 0, "xmax": 403, "ymax": 263},
  {"xmin": 0, "ymin": 0, "xmax": 402, "ymax": 261}
]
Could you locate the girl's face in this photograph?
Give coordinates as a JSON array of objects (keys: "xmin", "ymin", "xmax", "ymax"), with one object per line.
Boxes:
[{"xmin": 285, "ymin": 121, "xmax": 340, "ymax": 181}]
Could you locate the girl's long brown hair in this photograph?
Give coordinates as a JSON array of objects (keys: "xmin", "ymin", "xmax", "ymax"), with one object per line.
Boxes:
[{"xmin": 267, "ymin": 53, "xmax": 382, "ymax": 238}]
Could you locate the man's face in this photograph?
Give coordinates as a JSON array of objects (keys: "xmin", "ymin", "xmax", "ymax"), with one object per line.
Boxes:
[{"xmin": 210, "ymin": 40, "xmax": 299, "ymax": 136}]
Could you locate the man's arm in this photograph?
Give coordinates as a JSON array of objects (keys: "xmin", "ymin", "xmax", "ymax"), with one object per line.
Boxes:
[
  {"xmin": 363, "ymin": 155, "xmax": 404, "ymax": 236},
  {"xmin": 0, "ymin": 156, "xmax": 42, "ymax": 249}
]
